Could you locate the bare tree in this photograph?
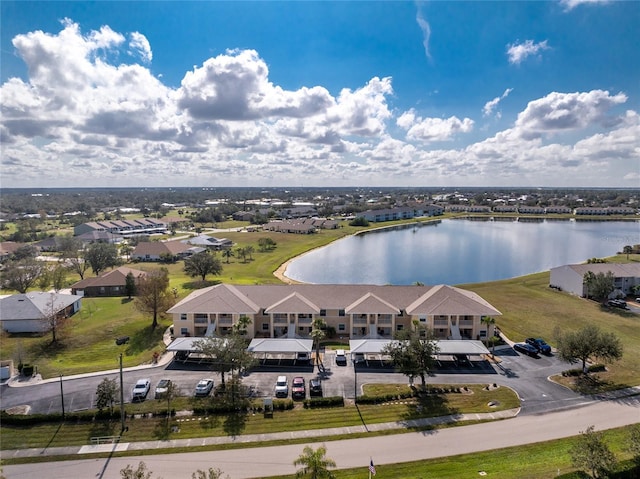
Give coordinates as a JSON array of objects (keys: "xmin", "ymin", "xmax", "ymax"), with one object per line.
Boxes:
[
  {"xmin": 134, "ymin": 268, "xmax": 175, "ymax": 330},
  {"xmin": 3, "ymin": 258, "xmax": 45, "ymax": 293},
  {"xmin": 59, "ymin": 236, "xmax": 90, "ymax": 280},
  {"xmin": 43, "ymin": 293, "xmax": 70, "ymax": 343}
]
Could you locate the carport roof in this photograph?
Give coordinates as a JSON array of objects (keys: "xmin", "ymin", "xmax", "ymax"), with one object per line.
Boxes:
[
  {"xmin": 349, "ymin": 339, "xmax": 489, "ymax": 356},
  {"xmin": 248, "ymin": 338, "xmax": 313, "ymax": 354},
  {"xmin": 166, "ymin": 337, "xmax": 228, "ymax": 352}
]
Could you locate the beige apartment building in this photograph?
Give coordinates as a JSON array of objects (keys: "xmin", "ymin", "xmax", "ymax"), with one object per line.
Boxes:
[{"xmin": 168, "ymin": 283, "xmax": 501, "ymax": 341}]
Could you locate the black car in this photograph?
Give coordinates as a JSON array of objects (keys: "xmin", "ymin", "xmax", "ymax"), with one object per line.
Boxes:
[
  {"xmin": 514, "ymin": 342, "xmax": 539, "ymax": 357},
  {"xmin": 309, "ymin": 378, "xmax": 323, "ymax": 397},
  {"xmin": 525, "ymin": 337, "xmax": 552, "ymax": 355}
]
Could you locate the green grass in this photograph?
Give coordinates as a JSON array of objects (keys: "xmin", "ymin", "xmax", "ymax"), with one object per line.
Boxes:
[
  {"xmin": 0, "ymin": 384, "xmax": 518, "ymax": 450},
  {"xmin": 267, "ymin": 425, "xmax": 638, "ymax": 479},
  {"xmin": 462, "ymin": 257, "xmax": 640, "ymax": 389}
]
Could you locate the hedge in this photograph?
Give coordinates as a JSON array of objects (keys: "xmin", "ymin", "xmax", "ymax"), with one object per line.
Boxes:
[{"xmin": 302, "ymin": 396, "xmax": 344, "ymax": 409}]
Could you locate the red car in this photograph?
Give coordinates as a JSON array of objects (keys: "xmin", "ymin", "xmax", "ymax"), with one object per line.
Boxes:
[{"xmin": 291, "ymin": 376, "xmax": 306, "ymax": 399}]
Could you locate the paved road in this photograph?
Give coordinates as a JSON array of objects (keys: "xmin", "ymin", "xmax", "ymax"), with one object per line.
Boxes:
[{"xmin": 4, "ymin": 397, "xmax": 639, "ymax": 479}]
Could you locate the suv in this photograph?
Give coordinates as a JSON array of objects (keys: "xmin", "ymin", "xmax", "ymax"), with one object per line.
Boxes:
[
  {"xmin": 132, "ymin": 378, "xmax": 151, "ymax": 401},
  {"xmin": 525, "ymin": 337, "xmax": 552, "ymax": 355},
  {"xmin": 274, "ymin": 376, "xmax": 288, "ymax": 398},
  {"xmin": 335, "ymin": 349, "xmax": 347, "ymax": 366},
  {"xmin": 154, "ymin": 379, "xmax": 172, "ymax": 399},
  {"xmin": 309, "ymin": 378, "xmax": 323, "ymax": 397},
  {"xmin": 291, "ymin": 377, "xmax": 306, "ymax": 399}
]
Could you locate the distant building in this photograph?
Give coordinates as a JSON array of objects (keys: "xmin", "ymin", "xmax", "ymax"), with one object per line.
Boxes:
[
  {"xmin": 74, "ymin": 218, "xmax": 167, "ymax": 237},
  {"xmin": 132, "ymin": 241, "xmax": 200, "ymax": 262},
  {"xmin": 550, "ymin": 263, "xmax": 640, "ymax": 297},
  {"xmin": 70, "ymin": 266, "xmax": 148, "ymax": 297},
  {"xmin": 182, "ymin": 234, "xmax": 233, "ymax": 250}
]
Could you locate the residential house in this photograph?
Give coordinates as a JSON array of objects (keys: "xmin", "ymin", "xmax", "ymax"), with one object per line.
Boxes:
[
  {"xmin": 182, "ymin": 234, "xmax": 233, "ymax": 250},
  {"xmin": 550, "ymin": 263, "xmax": 640, "ymax": 298},
  {"xmin": 70, "ymin": 266, "xmax": 148, "ymax": 297},
  {"xmin": 0, "ymin": 292, "xmax": 82, "ymax": 334},
  {"xmin": 74, "ymin": 218, "xmax": 167, "ymax": 237},
  {"xmin": 167, "ymin": 283, "xmax": 501, "ymax": 341},
  {"xmin": 132, "ymin": 241, "xmax": 200, "ymax": 262},
  {"xmin": 0, "ymin": 242, "xmax": 22, "ymax": 262}
]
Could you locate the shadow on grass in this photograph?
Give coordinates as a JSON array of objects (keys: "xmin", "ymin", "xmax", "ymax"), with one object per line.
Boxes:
[
  {"xmin": 88, "ymin": 419, "xmax": 118, "ymax": 442},
  {"xmin": 153, "ymin": 417, "xmax": 173, "ymax": 440},
  {"xmin": 400, "ymin": 390, "xmax": 459, "ymax": 435},
  {"xmin": 125, "ymin": 324, "xmax": 165, "ymax": 355},
  {"xmin": 42, "ymin": 422, "xmax": 63, "ymax": 453},
  {"xmin": 182, "ymin": 279, "xmax": 221, "ymax": 290},
  {"xmin": 223, "ymin": 412, "xmax": 247, "ymax": 438},
  {"xmin": 573, "ymin": 374, "xmax": 618, "ymax": 394},
  {"xmin": 120, "ymin": 297, "xmax": 133, "ymax": 304}
]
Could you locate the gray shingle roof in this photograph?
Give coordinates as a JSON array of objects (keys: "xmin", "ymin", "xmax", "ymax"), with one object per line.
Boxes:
[{"xmin": 0, "ymin": 292, "xmax": 82, "ymax": 321}]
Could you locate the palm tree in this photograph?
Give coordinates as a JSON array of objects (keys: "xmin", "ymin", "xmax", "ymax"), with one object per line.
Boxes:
[
  {"xmin": 480, "ymin": 316, "xmax": 496, "ymax": 350},
  {"xmin": 245, "ymin": 245, "xmax": 255, "ymax": 261},
  {"xmin": 311, "ymin": 318, "xmax": 326, "ymax": 372},
  {"xmin": 222, "ymin": 248, "xmax": 234, "ymax": 264},
  {"xmin": 293, "ymin": 445, "xmax": 336, "ymax": 479}
]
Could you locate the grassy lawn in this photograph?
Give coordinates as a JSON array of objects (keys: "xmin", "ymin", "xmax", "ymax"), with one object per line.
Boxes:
[
  {"xmin": 0, "ymin": 384, "xmax": 518, "ymax": 450},
  {"xmin": 462, "ymin": 258, "xmax": 640, "ymax": 390},
  {"xmin": 268, "ymin": 425, "xmax": 638, "ymax": 479}
]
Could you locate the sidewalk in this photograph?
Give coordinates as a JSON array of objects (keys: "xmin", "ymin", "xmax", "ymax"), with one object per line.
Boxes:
[{"xmin": 0, "ymin": 407, "xmax": 521, "ymax": 460}]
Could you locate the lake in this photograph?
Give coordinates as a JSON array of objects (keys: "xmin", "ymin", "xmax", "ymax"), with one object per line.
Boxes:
[{"xmin": 284, "ymin": 219, "xmax": 640, "ymax": 285}]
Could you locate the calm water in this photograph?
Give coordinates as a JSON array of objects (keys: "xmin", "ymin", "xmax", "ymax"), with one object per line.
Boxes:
[{"xmin": 285, "ymin": 219, "xmax": 640, "ymax": 285}]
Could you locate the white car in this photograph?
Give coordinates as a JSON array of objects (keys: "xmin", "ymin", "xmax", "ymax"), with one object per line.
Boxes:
[
  {"xmin": 335, "ymin": 349, "xmax": 347, "ymax": 366},
  {"xmin": 194, "ymin": 379, "xmax": 214, "ymax": 397},
  {"xmin": 274, "ymin": 376, "xmax": 288, "ymax": 398},
  {"xmin": 132, "ymin": 378, "xmax": 151, "ymax": 401},
  {"xmin": 154, "ymin": 379, "xmax": 172, "ymax": 399}
]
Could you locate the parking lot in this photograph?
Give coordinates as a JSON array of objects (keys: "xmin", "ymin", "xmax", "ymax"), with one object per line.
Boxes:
[{"xmin": 0, "ymin": 346, "xmax": 592, "ymax": 416}]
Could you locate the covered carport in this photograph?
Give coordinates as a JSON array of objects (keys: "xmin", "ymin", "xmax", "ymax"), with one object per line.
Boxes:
[
  {"xmin": 166, "ymin": 336, "xmax": 229, "ymax": 363},
  {"xmin": 349, "ymin": 339, "xmax": 490, "ymax": 367},
  {"xmin": 247, "ymin": 338, "xmax": 313, "ymax": 366}
]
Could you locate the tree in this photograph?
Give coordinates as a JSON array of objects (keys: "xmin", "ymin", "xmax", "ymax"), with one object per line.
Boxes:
[
  {"xmin": 222, "ymin": 248, "xmax": 234, "ymax": 263},
  {"xmin": 134, "ymin": 268, "xmax": 175, "ymax": 330},
  {"xmin": 293, "ymin": 444, "xmax": 336, "ymax": 479},
  {"xmin": 191, "ymin": 468, "xmax": 229, "ymax": 479},
  {"xmin": 382, "ymin": 321, "xmax": 439, "ymax": 388},
  {"xmin": 51, "ymin": 265, "xmax": 68, "ymax": 292},
  {"xmin": 556, "ymin": 325, "xmax": 623, "ymax": 374},
  {"xmin": 120, "ymin": 461, "xmax": 157, "ymax": 479},
  {"xmin": 2, "ymin": 258, "xmax": 44, "ymax": 293},
  {"xmin": 183, "ymin": 251, "xmax": 223, "ymax": 281},
  {"xmin": 570, "ymin": 425, "xmax": 616, "ymax": 479},
  {"xmin": 193, "ymin": 333, "xmax": 256, "ymax": 388},
  {"xmin": 622, "ymin": 245, "xmax": 633, "ymax": 260},
  {"xmin": 257, "ymin": 237, "xmax": 276, "ymax": 252},
  {"xmin": 311, "ymin": 318, "xmax": 326, "ymax": 372},
  {"xmin": 244, "ymin": 245, "xmax": 255, "ymax": 261},
  {"xmin": 36, "ymin": 264, "xmax": 52, "ymax": 290},
  {"xmin": 163, "ymin": 380, "xmax": 179, "ymax": 418},
  {"xmin": 125, "ymin": 272, "xmax": 136, "ymax": 299},
  {"xmin": 583, "ymin": 271, "xmax": 615, "ymax": 303},
  {"xmin": 59, "ymin": 236, "xmax": 89, "ymax": 280},
  {"xmin": 95, "ymin": 377, "xmax": 119, "ymax": 414},
  {"xmin": 480, "ymin": 316, "xmax": 496, "ymax": 347},
  {"xmin": 235, "ymin": 246, "xmax": 247, "ymax": 263},
  {"xmin": 43, "ymin": 293, "xmax": 70, "ymax": 343},
  {"xmin": 85, "ymin": 242, "xmax": 120, "ymax": 276},
  {"xmin": 11, "ymin": 244, "xmax": 38, "ymax": 261}
]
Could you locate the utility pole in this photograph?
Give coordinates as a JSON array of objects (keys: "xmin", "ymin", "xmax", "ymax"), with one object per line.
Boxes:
[
  {"xmin": 59, "ymin": 374, "xmax": 65, "ymax": 418},
  {"xmin": 119, "ymin": 352, "xmax": 126, "ymax": 434}
]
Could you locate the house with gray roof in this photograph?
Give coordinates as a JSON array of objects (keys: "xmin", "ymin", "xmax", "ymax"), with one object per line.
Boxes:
[
  {"xmin": 550, "ymin": 263, "xmax": 640, "ymax": 298},
  {"xmin": 182, "ymin": 234, "xmax": 233, "ymax": 250},
  {"xmin": 167, "ymin": 283, "xmax": 501, "ymax": 341},
  {"xmin": 0, "ymin": 292, "xmax": 82, "ymax": 334}
]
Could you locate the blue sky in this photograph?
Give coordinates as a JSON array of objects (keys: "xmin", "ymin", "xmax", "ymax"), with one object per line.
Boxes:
[{"xmin": 1, "ymin": 1, "xmax": 639, "ymax": 188}]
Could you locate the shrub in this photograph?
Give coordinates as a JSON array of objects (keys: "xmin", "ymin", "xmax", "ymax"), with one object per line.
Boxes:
[
  {"xmin": 21, "ymin": 364, "xmax": 34, "ymax": 376},
  {"xmin": 303, "ymin": 396, "xmax": 344, "ymax": 409}
]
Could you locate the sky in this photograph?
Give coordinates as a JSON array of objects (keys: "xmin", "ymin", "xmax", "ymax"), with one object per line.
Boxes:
[{"xmin": 1, "ymin": 0, "xmax": 639, "ymax": 189}]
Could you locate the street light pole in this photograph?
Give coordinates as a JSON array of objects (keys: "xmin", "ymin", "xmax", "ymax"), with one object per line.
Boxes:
[
  {"xmin": 59, "ymin": 374, "xmax": 65, "ymax": 419},
  {"xmin": 119, "ymin": 352, "xmax": 125, "ymax": 434}
]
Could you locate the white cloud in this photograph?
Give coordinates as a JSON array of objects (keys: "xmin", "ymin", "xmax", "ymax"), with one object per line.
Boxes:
[
  {"xmin": 129, "ymin": 32, "xmax": 152, "ymax": 63},
  {"xmin": 415, "ymin": 5, "xmax": 432, "ymax": 62},
  {"xmin": 506, "ymin": 40, "xmax": 549, "ymax": 65},
  {"xmin": 560, "ymin": 0, "xmax": 610, "ymax": 11},
  {"xmin": 514, "ymin": 90, "xmax": 628, "ymax": 139},
  {"xmin": 1, "ymin": 20, "xmax": 638, "ymax": 188},
  {"xmin": 397, "ymin": 109, "xmax": 474, "ymax": 142},
  {"xmin": 483, "ymin": 88, "xmax": 513, "ymax": 118}
]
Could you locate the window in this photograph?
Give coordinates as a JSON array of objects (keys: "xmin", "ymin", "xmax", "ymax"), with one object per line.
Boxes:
[
  {"xmin": 180, "ymin": 313, "xmax": 187, "ymax": 321},
  {"xmin": 338, "ymin": 309, "xmax": 345, "ymax": 316},
  {"xmin": 262, "ymin": 323, "xmax": 269, "ymax": 331},
  {"xmin": 419, "ymin": 316, "xmax": 427, "ymax": 322},
  {"xmin": 320, "ymin": 309, "xmax": 326, "ymax": 317},
  {"xmin": 180, "ymin": 327, "xmax": 188, "ymax": 336},
  {"xmin": 338, "ymin": 323, "xmax": 346, "ymax": 331},
  {"xmin": 396, "ymin": 324, "xmax": 404, "ymax": 331}
]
